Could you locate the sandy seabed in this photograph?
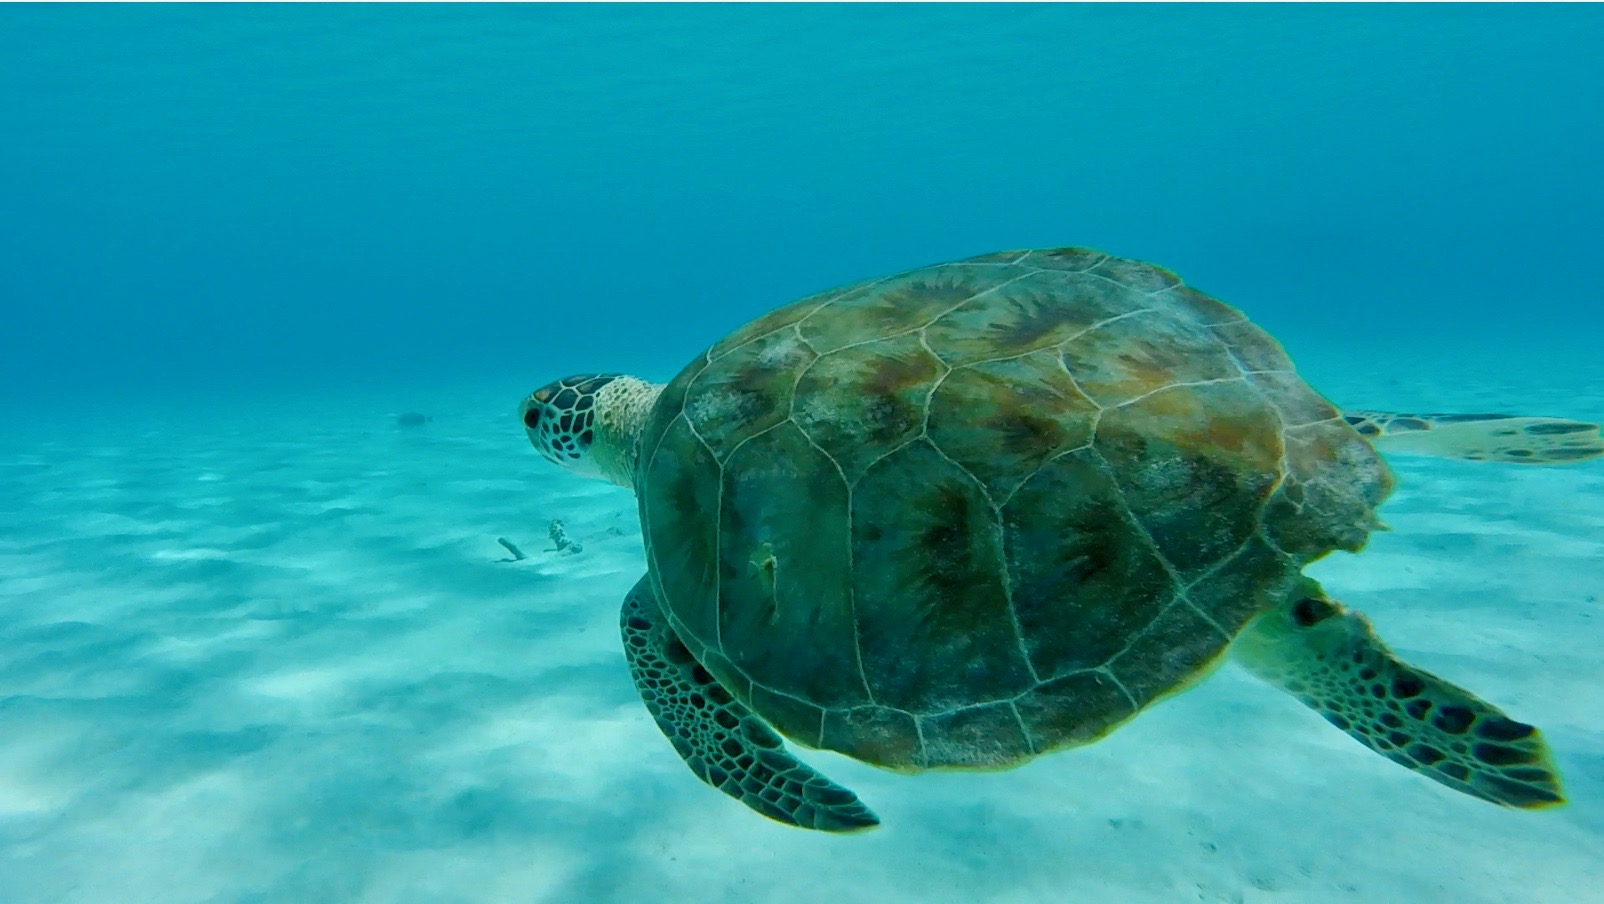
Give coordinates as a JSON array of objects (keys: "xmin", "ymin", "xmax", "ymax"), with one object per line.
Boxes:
[{"xmin": 2, "ymin": 351, "xmax": 1601, "ymax": 904}]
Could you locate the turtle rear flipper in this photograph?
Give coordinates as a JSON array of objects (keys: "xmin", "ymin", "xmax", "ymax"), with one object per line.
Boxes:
[
  {"xmin": 1233, "ymin": 583, "xmax": 1564, "ymax": 809},
  {"xmin": 620, "ymin": 575, "xmax": 880, "ymax": 832},
  {"xmin": 1343, "ymin": 410, "xmax": 1604, "ymax": 464}
]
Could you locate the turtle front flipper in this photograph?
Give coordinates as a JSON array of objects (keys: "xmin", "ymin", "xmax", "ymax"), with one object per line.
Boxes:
[
  {"xmin": 619, "ymin": 575, "xmax": 879, "ymax": 832},
  {"xmin": 1233, "ymin": 581, "xmax": 1564, "ymax": 809},
  {"xmin": 1342, "ymin": 409, "xmax": 1603, "ymax": 464}
]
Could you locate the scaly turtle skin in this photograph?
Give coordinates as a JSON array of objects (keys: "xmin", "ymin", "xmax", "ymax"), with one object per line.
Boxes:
[
  {"xmin": 1342, "ymin": 410, "xmax": 1603, "ymax": 463},
  {"xmin": 520, "ymin": 247, "xmax": 1575, "ymax": 832}
]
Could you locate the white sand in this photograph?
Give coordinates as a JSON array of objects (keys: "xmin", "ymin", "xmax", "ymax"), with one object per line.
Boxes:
[{"xmin": 2, "ymin": 358, "xmax": 1601, "ymax": 903}]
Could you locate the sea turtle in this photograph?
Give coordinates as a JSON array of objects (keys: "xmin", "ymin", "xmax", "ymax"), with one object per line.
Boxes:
[{"xmin": 519, "ymin": 247, "xmax": 1590, "ymax": 832}]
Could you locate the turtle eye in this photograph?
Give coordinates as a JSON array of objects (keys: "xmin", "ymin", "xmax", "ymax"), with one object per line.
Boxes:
[
  {"xmin": 523, "ymin": 407, "xmax": 542, "ymax": 429},
  {"xmin": 1291, "ymin": 597, "xmax": 1338, "ymax": 627}
]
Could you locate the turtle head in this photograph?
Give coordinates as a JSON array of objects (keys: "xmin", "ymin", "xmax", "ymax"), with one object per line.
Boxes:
[
  {"xmin": 520, "ymin": 373, "xmax": 663, "ymax": 491},
  {"xmin": 520, "ymin": 373, "xmax": 619, "ymax": 480}
]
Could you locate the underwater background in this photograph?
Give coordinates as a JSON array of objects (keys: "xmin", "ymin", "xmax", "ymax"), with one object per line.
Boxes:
[{"xmin": 2, "ymin": 4, "xmax": 1602, "ymax": 902}]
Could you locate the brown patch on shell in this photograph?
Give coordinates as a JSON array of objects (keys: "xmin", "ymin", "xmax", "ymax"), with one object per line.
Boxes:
[
  {"xmin": 1089, "ymin": 255, "xmax": 1183, "ymax": 294},
  {"xmin": 1264, "ymin": 422, "xmax": 1392, "ymax": 557},
  {"xmin": 1213, "ymin": 320, "xmax": 1294, "ymax": 373},
  {"xmin": 793, "ymin": 333, "xmax": 944, "ymax": 484},
  {"xmin": 1024, "ymin": 247, "xmax": 1108, "ymax": 272},
  {"xmin": 1167, "ymin": 285, "xmax": 1248, "ymax": 326},
  {"xmin": 925, "ymin": 269, "xmax": 1145, "ymax": 367},
  {"xmin": 1095, "ymin": 381, "xmax": 1283, "ymax": 578},
  {"xmin": 800, "ymin": 267, "xmax": 1010, "ymax": 353},
  {"xmin": 708, "ymin": 283, "xmax": 854, "ymax": 359},
  {"xmin": 1248, "ymin": 370, "xmax": 1343, "ymax": 428},
  {"xmin": 683, "ymin": 327, "xmax": 815, "ymax": 462},
  {"xmin": 928, "ymin": 350, "xmax": 1099, "ymax": 502},
  {"xmin": 1059, "ymin": 309, "xmax": 1240, "ymax": 408}
]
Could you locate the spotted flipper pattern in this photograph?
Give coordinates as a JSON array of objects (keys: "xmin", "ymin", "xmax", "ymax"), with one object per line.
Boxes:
[
  {"xmin": 1342, "ymin": 409, "xmax": 1603, "ymax": 464},
  {"xmin": 1233, "ymin": 582, "xmax": 1563, "ymax": 809},
  {"xmin": 620, "ymin": 575, "xmax": 880, "ymax": 832}
]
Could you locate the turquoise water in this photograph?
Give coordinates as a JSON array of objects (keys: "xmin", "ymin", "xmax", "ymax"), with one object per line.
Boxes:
[
  {"xmin": 2, "ymin": 5, "xmax": 1602, "ymax": 903},
  {"xmin": 4, "ymin": 4, "xmax": 1601, "ymax": 402}
]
